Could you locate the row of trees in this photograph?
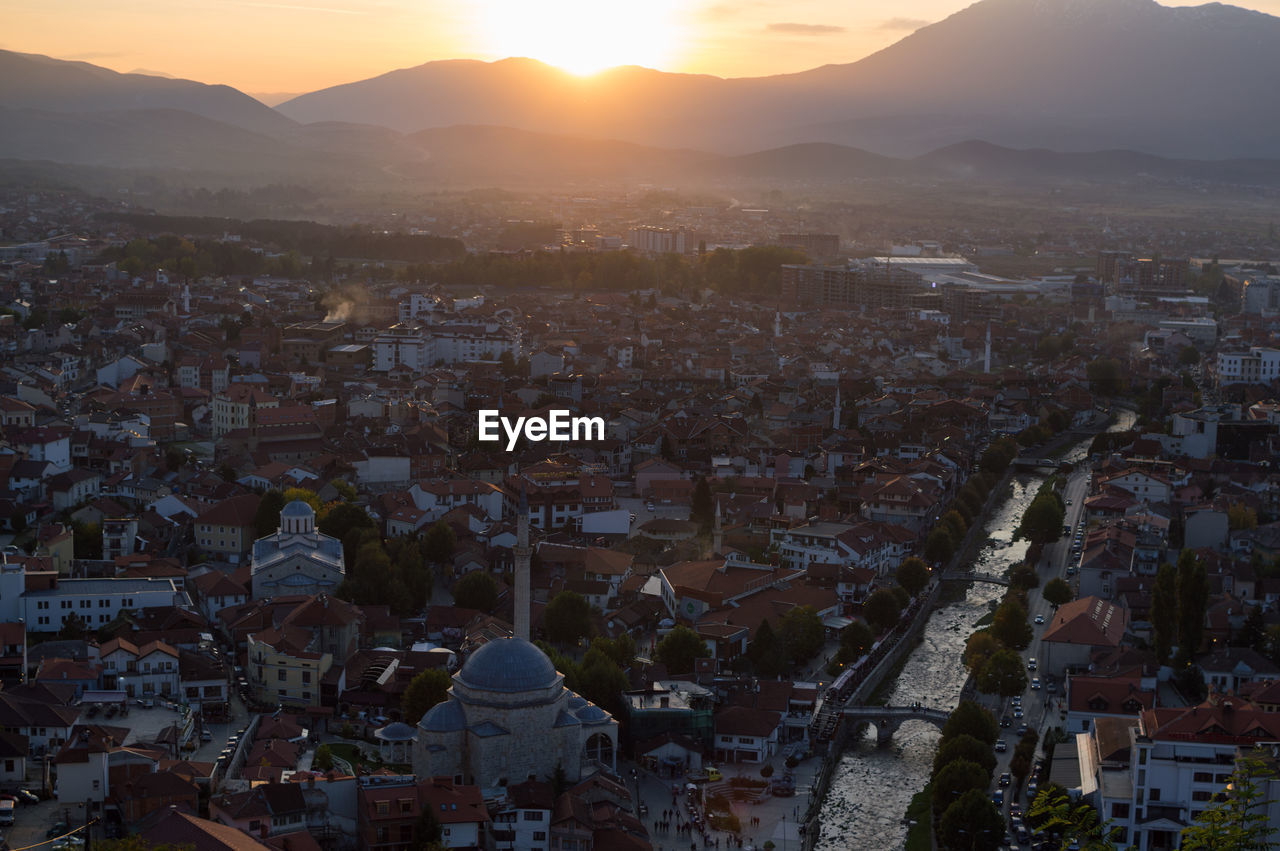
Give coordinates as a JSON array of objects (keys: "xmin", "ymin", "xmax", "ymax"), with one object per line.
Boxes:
[
  {"xmin": 746, "ymin": 606, "xmax": 826, "ymax": 677},
  {"xmin": 1151, "ymin": 550, "xmax": 1210, "ymax": 665},
  {"xmin": 928, "ymin": 701, "xmax": 1006, "ymax": 850}
]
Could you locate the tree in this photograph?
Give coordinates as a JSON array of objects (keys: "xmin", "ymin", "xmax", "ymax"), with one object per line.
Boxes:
[
  {"xmin": 976, "ymin": 648, "xmax": 1029, "ymax": 697},
  {"xmin": 938, "ymin": 788, "xmax": 1006, "ymax": 851},
  {"xmin": 1029, "ymin": 784, "xmax": 1118, "ymax": 851},
  {"xmin": 779, "ymin": 605, "xmax": 825, "ymax": 665},
  {"xmin": 452, "ymin": 570, "xmax": 499, "ymax": 612},
  {"xmin": 544, "ymin": 591, "xmax": 594, "ymax": 645},
  {"xmin": 942, "ymin": 700, "xmax": 999, "ymax": 746},
  {"xmin": 282, "ymin": 487, "xmax": 321, "ymax": 512},
  {"xmin": 749, "ymin": 619, "xmax": 789, "ymax": 677},
  {"xmin": 1042, "ymin": 577, "xmax": 1074, "ymax": 607},
  {"xmin": 840, "ymin": 620, "xmax": 874, "ymax": 659},
  {"xmin": 896, "ymin": 557, "xmax": 930, "ymax": 596},
  {"xmin": 313, "ymin": 744, "xmax": 334, "ymax": 770},
  {"xmin": 576, "ymin": 648, "xmax": 629, "ymax": 716},
  {"xmin": 412, "ymin": 804, "xmax": 444, "ymax": 851},
  {"xmin": 1151, "ymin": 562, "xmax": 1178, "ymax": 663},
  {"xmin": 1018, "ymin": 491, "xmax": 1065, "ymax": 546},
  {"xmin": 1176, "ymin": 550, "xmax": 1210, "ymax": 661},
  {"xmin": 72, "ymin": 520, "xmax": 103, "ymax": 560},
  {"xmin": 254, "ymin": 489, "xmax": 286, "ymax": 538},
  {"xmin": 1010, "ymin": 564, "xmax": 1039, "ymax": 591},
  {"xmin": 1178, "ymin": 345, "xmax": 1202, "ymax": 366},
  {"xmin": 654, "ymin": 625, "xmax": 710, "ymax": 674},
  {"xmin": 691, "ymin": 476, "xmax": 714, "ymax": 531},
  {"xmin": 932, "ymin": 759, "xmax": 991, "ymax": 822},
  {"xmin": 1086, "ymin": 357, "xmax": 1124, "ymax": 396},
  {"xmin": 422, "ymin": 520, "xmax": 457, "ymax": 565},
  {"xmin": 924, "ymin": 526, "xmax": 957, "ymax": 564},
  {"xmin": 590, "ymin": 634, "xmax": 636, "ymax": 668},
  {"xmin": 318, "ymin": 502, "xmax": 375, "ymax": 541},
  {"xmin": 990, "ymin": 598, "xmax": 1033, "ymax": 650},
  {"xmin": 933, "ymin": 733, "xmax": 997, "ymax": 779},
  {"xmin": 863, "ymin": 587, "xmax": 904, "ymax": 634},
  {"xmin": 58, "ymin": 612, "xmax": 89, "ymax": 640},
  {"xmin": 1227, "ymin": 502, "xmax": 1258, "ymax": 531},
  {"xmin": 962, "ymin": 630, "xmax": 1001, "ymax": 671},
  {"xmin": 401, "ymin": 668, "xmax": 451, "ymax": 725},
  {"xmin": 1180, "ymin": 750, "xmax": 1278, "ymax": 851},
  {"xmin": 332, "ymin": 477, "xmax": 357, "ymax": 502}
]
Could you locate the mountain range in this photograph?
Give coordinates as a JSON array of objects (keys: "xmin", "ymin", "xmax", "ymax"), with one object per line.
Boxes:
[{"xmin": 3, "ymin": 0, "xmax": 1280, "ymax": 187}]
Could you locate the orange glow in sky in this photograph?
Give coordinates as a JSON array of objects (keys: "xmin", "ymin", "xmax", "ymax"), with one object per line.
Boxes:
[{"xmin": 4, "ymin": 0, "xmax": 1280, "ymax": 97}]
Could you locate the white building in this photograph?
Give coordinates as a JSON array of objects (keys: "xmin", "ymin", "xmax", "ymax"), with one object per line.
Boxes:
[
  {"xmin": 372, "ymin": 322, "xmax": 521, "ymax": 374},
  {"xmin": 1217, "ymin": 347, "xmax": 1280, "ymax": 386},
  {"xmin": 22, "ymin": 577, "xmax": 188, "ymax": 633}
]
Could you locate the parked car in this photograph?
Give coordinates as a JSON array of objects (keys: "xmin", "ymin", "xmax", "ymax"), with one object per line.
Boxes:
[
  {"xmin": 201, "ymin": 729, "xmax": 213, "ymax": 742},
  {"xmin": 1031, "ymin": 678, "xmax": 1042, "ymax": 690},
  {"xmin": 17, "ymin": 789, "xmax": 39, "ymax": 804},
  {"xmin": 999, "ymin": 773, "xmax": 1011, "ymax": 787},
  {"xmin": 995, "ymin": 740, "xmax": 1007, "ymax": 752},
  {"xmin": 1034, "ymin": 614, "xmax": 1045, "ymax": 625},
  {"xmin": 47, "ymin": 821, "xmax": 69, "ymax": 839}
]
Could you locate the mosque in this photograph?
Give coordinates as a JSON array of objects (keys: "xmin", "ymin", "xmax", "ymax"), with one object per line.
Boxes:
[{"xmin": 412, "ymin": 494, "xmax": 618, "ymax": 789}]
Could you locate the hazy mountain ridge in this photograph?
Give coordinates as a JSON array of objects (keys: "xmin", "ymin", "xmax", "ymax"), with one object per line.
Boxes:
[
  {"xmin": 0, "ymin": 50, "xmax": 294, "ymax": 136},
  {"xmin": 273, "ymin": 0, "xmax": 1280, "ymax": 158}
]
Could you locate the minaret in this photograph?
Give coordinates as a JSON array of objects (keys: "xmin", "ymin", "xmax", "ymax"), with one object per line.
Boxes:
[
  {"xmin": 183, "ymin": 283, "xmax": 191, "ymax": 314},
  {"xmin": 983, "ymin": 322, "xmax": 992, "ymax": 374},
  {"xmin": 832, "ymin": 385, "xmax": 842, "ymax": 430},
  {"xmin": 711, "ymin": 500, "xmax": 723, "ymax": 557},
  {"xmin": 514, "ymin": 488, "xmax": 532, "ymax": 641},
  {"xmin": 774, "ymin": 310, "xmax": 781, "ymax": 338}
]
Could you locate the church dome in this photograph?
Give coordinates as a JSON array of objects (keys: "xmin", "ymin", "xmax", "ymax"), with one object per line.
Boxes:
[
  {"xmin": 456, "ymin": 638, "xmax": 558, "ymax": 694},
  {"xmin": 281, "ymin": 500, "xmax": 314, "ymax": 517}
]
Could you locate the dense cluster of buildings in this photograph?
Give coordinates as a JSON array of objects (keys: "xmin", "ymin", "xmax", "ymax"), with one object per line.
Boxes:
[{"xmin": 1, "ymin": 186, "xmax": 1280, "ymax": 848}]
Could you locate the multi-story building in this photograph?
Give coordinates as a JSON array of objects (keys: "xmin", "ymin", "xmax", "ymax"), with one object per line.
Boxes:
[
  {"xmin": 211, "ymin": 384, "xmax": 278, "ymax": 439},
  {"xmin": 628, "ymin": 226, "xmax": 686, "ymax": 254},
  {"xmin": 21, "ymin": 577, "xmax": 188, "ymax": 633},
  {"xmin": 1217, "ymin": 347, "xmax": 1280, "ymax": 386},
  {"xmin": 1080, "ymin": 699, "xmax": 1280, "ymax": 850},
  {"xmin": 777, "ymin": 233, "xmax": 841, "ymax": 259},
  {"xmin": 372, "ymin": 322, "xmax": 521, "ymax": 374},
  {"xmin": 195, "ymin": 494, "xmax": 261, "ymax": 564},
  {"xmin": 246, "ymin": 623, "xmax": 332, "ymax": 708}
]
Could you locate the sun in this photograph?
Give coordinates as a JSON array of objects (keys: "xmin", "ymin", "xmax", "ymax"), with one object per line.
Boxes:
[{"xmin": 473, "ymin": 0, "xmax": 684, "ymax": 76}]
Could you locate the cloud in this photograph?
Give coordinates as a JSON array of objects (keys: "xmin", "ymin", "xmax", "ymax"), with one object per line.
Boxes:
[
  {"xmin": 880, "ymin": 17, "xmax": 931, "ymax": 31},
  {"xmin": 766, "ymin": 22, "xmax": 846, "ymax": 35}
]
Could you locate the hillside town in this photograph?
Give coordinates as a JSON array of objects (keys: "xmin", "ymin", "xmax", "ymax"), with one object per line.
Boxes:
[{"xmin": 1, "ymin": 188, "xmax": 1280, "ymax": 851}]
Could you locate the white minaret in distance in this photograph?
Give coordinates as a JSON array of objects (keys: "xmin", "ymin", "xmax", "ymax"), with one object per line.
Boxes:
[
  {"xmin": 774, "ymin": 310, "xmax": 782, "ymax": 338},
  {"xmin": 832, "ymin": 385, "xmax": 842, "ymax": 430},
  {"xmin": 514, "ymin": 488, "xmax": 532, "ymax": 641},
  {"xmin": 183, "ymin": 283, "xmax": 191, "ymax": 314},
  {"xmin": 711, "ymin": 499, "xmax": 723, "ymax": 557},
  {"xmin": 984, "ymin": 322, "xmax": 992, "ymax": 375}
]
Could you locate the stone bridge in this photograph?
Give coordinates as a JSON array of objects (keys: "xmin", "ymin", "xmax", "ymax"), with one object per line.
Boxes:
[
  {"xmin": 839, "ymin": 704, "xmax": 951, "ymax": 747},
  {"xmin": 940, "ymin": 573, "xmax": 1010, "ymax": 588}
]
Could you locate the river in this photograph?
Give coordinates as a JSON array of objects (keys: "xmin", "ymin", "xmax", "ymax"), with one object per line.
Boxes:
[{"xmin": 813, "ymin": 411, "xmax": 1133, "ymax": 850}]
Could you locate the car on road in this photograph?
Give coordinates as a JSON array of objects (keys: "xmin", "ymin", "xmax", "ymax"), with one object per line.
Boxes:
[
  {"xmin": 1031, "ymin": 677, "xmax": 1041, "ymax": 690},
  {"xmin": 1018, "ymin": 723, "xmax": 1029, "ymax": 736},
  {"xmin": 995, "ymin": 740, "xmax": 1007, "ymax": 752},
  {"xmin": 1034, "ymin": 614, "xmax": 1045, "ymax": 624},
  {"xmin": 1000, "ymin": 715, "xmax": 1011, "ymax": 728},
  {"xmin": 645, "ymin": 502, "xmax": 655, "ymax": 511},
  {"xmin": 1013, "ymin": 707, "xmax": 1024, "ymax": 719},
  {"xmin": 999, "ymin": 773, "xmax": 1011, "ymax": 787},
  {"xmin": 1027, "ymin": 657, "xmax": 1037, "ymax": 671},
  {"xmin": 201, "ymin": 729, "xmax": 213, "ymax": 742},
  {"xmin": 991, "ymin": 789, "xmax": 1003, "ymax": 806}
]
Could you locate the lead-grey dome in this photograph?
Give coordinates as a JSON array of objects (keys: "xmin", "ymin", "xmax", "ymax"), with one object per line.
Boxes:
[
  {"xmin": 456, "ymin": 637, "xmax": 558, "ymax": 693},
  {"xmin": 375, "ymin": 721, "xmax": 417, "ymax": 741},
  {"xmin": 280, "ymin": 500, "xmax": 314, "ymax": 517},
  {"xmin": 419, "ymin": 698, "xmax": 466, "ymax": 732}
]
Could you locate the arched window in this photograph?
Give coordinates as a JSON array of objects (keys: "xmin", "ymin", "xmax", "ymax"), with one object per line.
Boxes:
[{"xmin": 584, "ymin": 733, "xmax": 614, "ymax": 769}]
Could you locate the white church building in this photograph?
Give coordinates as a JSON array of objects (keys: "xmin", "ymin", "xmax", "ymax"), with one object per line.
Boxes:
[{"xmin": 250, "ymin": 500, "xmax": 345, "ymax": 600}]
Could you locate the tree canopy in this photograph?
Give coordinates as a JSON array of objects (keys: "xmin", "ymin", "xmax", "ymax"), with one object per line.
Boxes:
[
  {"xmin": 1042, "ymin": 577, "xmax": 1074, "ymax": 607},
  {"xmin": 655, "ymin": 625, "xmax": 710, "ymax": 674},
  {"xmin": 896, "ymin": 557, "xmax": 930, "ymax": 597},
  {"xmin": 544, "ymin": 591, "xmax": 595, "ymax": 645},
  {"xmin": 863, "ymin": 587, "xmax": 904, "ymax": 634},
  {"xmin": 975, "ymin": 648, "xmax": 1029, "ymax": 697},
  {"xmin": 452, "ymin": 570, "xmax": 500, "ymax": 613},
  {"xmin": 779, "ymin": 605, "xmax": 825, "ymax": 665}
]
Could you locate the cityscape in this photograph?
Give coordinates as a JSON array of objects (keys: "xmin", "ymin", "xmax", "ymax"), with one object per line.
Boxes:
[{"xmin": 2, "ymin": 2, "xmax": 1280, "ymax": 851}]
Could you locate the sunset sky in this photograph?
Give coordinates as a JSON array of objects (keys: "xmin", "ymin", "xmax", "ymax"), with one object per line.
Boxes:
[{"xmin": 6, "ymin": 0, "xmax": 1280, "ymax": 97}]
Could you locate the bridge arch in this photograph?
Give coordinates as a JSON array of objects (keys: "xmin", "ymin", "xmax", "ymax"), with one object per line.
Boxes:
[{"xmin": 839, "ymin": 705, "xmax": 950, "ymax": 747}]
